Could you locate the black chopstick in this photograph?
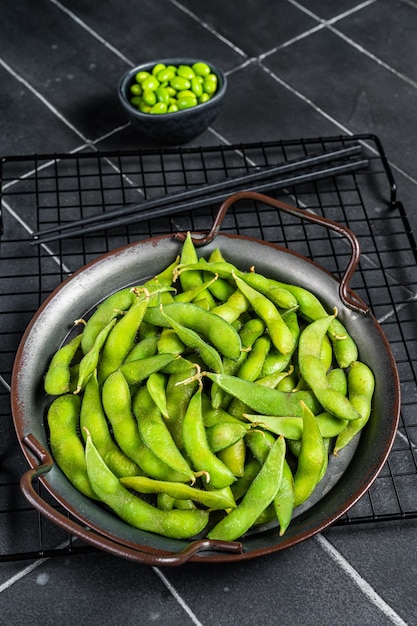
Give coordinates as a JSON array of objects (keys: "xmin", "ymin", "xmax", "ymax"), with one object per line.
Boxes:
[
  {"xmin": 32, "ymin": 144, "xmax": 363, "ymax": 239},
  {"xmin": 32, "ymin": 157, "xmax": 368, "ymax": 245}
]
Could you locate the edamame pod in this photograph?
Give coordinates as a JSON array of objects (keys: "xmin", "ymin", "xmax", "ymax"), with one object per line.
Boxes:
[
  {"xmin": 205, "ymin": 372, "xmax": 321, "ymax": 417},
  {"xmin": 98, "ymin": 291, "xmax": 150, "ymax": 382},
  {"xmin": 47, "ymin": 394, "xmax": 97, "ymax": 499},
  {"xmin": 80, "ymin": 287, "xmax": 135, "ymax": 354},
  {"xmin": 273, "ymin": 459, "xmax": 294, "ymax": 536},
  {"xmin": 74, "ymin": 318, "xmax": 117, "ymax": 393},
  {"xmin": 298, "ymin": 315, "xmax": 362, "ymax": 421},
  {"xmin": 207, "ymin": 435, "xmax": 286, "ymax": 541},
  {"xmin": 333, "ymin": 361, "xmax": 375, "ymax": 454},
  {"xmin": 120, "ymin": 353, "xmax": 175, "ymax": 386},
  {"xmin": 182, "ymin": 387, "xmax": 237, "ymax": 489},
  {"xmin": 80, "ymin": 370, "xmax": 141, "ymax": 478},
  {"xmin": 134, "ymin": 385, "xmax": 195, "ymax": 481},
  {"xmin": 293, "ymin": 402, "xmax": 326, "ymax": 507},
  {"xmin": 44, "ymin": 333, "xmax": 82, "ymax": 395},
  {"xmin": 233, "ymin": 274, "xmax": 296, "ymax": 355},
  {"xmin": 103, "ymin": 370, "xmax": 189, "ymax": 482},
  {"xmin": 144, "ymin": 302, "xmax": 242, "ymax": 360},
  {"xmin": 206, "ymin": 422, "xmax": 249, "ymax": 453},
  {"xmin": 120, "ymin": 476, "xmax": 236, "ymax": 510},
  {"xmin": 85, "ymin": 432, "xmax": 209, "ymax": 539}
]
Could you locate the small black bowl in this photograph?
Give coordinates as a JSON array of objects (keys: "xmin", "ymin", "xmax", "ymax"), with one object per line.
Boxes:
[{"xmin": 118, "ymin": 58, "xmax": 227, "ymax": 145}]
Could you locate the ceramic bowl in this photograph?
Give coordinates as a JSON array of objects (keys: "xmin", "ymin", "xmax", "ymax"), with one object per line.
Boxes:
[{"xmin": 118, "ymin": 58, "xmax": 227, "ymax": 144}]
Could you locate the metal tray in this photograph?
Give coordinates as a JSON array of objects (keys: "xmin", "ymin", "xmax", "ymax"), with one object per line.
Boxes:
[{"xmin": 1, "ymin": 134, "xmax": 416, "ymax": 562}]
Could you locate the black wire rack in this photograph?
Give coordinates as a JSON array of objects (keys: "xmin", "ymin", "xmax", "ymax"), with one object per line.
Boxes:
[{"xmin": 1, "ymin": 134, "xmax": 416, "ymax": 562}]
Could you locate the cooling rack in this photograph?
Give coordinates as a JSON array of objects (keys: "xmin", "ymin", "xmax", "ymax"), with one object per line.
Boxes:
[{"xmin": 1, "ymin": 134, "xmax": 416, "ymax": 562}]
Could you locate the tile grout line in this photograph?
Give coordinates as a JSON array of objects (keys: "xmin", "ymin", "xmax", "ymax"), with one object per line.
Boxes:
[
  {"xmin": 315, "ymin": 534, "xmax": 409, "ymax": 626},
  {"xmin": 152, "ymin": 567, "xmax": 205, "ymax": 626},
  {"xmin": 284, "ymin": 0, "xmax": 417, "ymax": 90},
  {"xmin": 47, "ymin": 0, "xmax": 135, "ymax": 66},
  {"xmin": 169, "ymin": 0, "xmax": 248, "ymax": 59}
]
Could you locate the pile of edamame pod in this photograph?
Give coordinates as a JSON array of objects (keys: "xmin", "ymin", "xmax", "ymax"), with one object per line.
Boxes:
[{"xmin": 44, "ymin": 232, "xmax": 375, "ymax": 542}]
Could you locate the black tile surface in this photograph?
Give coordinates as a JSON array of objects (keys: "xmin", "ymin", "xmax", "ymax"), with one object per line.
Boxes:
[{"xmin": 1, "ymin": 1, "xmax": 417, "ymax": 624}]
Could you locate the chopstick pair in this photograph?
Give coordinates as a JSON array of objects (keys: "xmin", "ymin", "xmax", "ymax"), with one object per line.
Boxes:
[{"xmin": 31, "ymin": 144, "xmax": 368, "ymax": 245}]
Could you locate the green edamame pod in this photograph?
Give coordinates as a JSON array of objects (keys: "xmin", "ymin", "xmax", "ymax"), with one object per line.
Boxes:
[
  {"xmin": 206, "ymin": 422, "xmax": 249, "ymax": 453},
  {"xmin": 270, "ymin": 280, "xmax": 358, "ymax": 367},
  {"xmin": 146, "ymin": 371, "xmax": 169, "ymax": 419},
  {"xmin": 157, "ymin": 328, "xmax": 185, "ymax": 355},
  {"xmin": 120, "ymin": 476, "xmax": 236, "ymax": 510},
  {"xmin": 261, "ymin": 310, "xmax": 299, "ymax": 377},
  {"xmin": 182, "ymin": 387, "xmax": 236, "ymax": 489},
  {"xmin": 217, "ymin": 438, "xmax": 246, "ymax": 478},
  {"xmin": 84, "ymin": 432, "xmax": 209, "ymax": 539},
  {"xmin": 173, "ymin": 274, "xmax": 218, "ymax": 304},
  {"xmin": 327, "ymin": 367, "xmax": 347, "ymax": 395},
  {"xmin": 120, "ymin": 353, "xmax": 175, "ymax": 386},
  {"xmin": 333, "ymin": 360, "xmax": 375, "ymax": 454},
  {"xmin": 236, "ymin": 270, "xmax": 298, "ymax": 310},
  {"xmin": 102, "ymin": 370, "xmax": 189, "ymax": 482},
  {"xmin": 199, "ymin": 257, "xmax": 235, "ymax": 302},
  {"xmin": 44, "ymin": 333, "xmax": 82, "ymax": 395},
  {"xmin": 236, "ymin": 335, "xmax": 271, "ymax": 382},
  {"xmin": 273, "ymin": 459, "xmax": 294, "ymax": 536},
  {"xmin": 47, "ymin": 394, "xmax": 97, "ymax": 499},
  {"xmin": 233, "ymin": 274, "xmax": 296, "ymax": 355},
  {"xmin": 243, "ymin": 411, "xmax": 347, "ymax": 439},
  {"xmin": 98, "ymin": 291, "xmax": 150, "ymax": 383},
  {"xmin": 80, "ymin": 287, "xmax": 135, "ymax": 354},
  {"xmin": 80, "ymin": 370, "xmax": 141, "ymax": 478},
  {"xmin": 293, "ymin": 401, "xmax": 326, "ymax": 507},
  {"xmin": 165, "ymin": 365, "xmax": 199, "ymax": 450},
  {"xmin": 205, "ymin": 372, "xmax": 321, "ymax": 417},
  {"xmin": 211, "ymin": 317, "xmax": 265, "ymax": 408},
  {"xmin": 210, "ymin": 290, "xmax": 250, "ymax": 324},
  {"xmin": 178, "ymin": 231, "xmax": 204, "ymax": 291},
  {"xmin": 124, "ymin": 335, "xmax": 158, "ymax": 363},
  {"xmin": 245, "ymin": 429, "xmax": 276, "ymax": 465},
  {"xmin": 144, "ymin": 302, "xmax": 242, "ymax": 360},
  {"xmin": 298, "ymin": 315, "xmax": 361, "ymax": 421},
  {"xmin": 207, "ymin": 435, "xmax": 286, "ymax": 541},
  {"xmin": 133, "ymin": 385, "xmax": 195, "ymax": 481},
  {"xmin": 74, "ymin": 318, "xmax": 117, "ymax": 393},
  {"xmin": 159, "ymin": 306, "xmax": 224, "ymax": 374},
  {"xmin": 231, "ymin": 458, "xmax": 261, "ymax": 501}
]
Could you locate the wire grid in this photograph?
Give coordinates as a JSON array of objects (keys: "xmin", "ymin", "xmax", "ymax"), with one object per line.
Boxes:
[{"xmin": 0, "ymin": 134, "xmax": 416, "ymax": 562}]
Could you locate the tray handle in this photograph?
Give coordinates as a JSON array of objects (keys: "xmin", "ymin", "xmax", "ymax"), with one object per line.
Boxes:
[
  {"xmin": 20, "ymin": 434, "xmax": 243, "ymax": 566},
  {"xmin": 175, "ymin": 190, "xmax": 369, "ymax": 315}
]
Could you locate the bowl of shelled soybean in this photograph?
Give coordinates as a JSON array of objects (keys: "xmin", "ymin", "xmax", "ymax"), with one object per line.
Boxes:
[{"xmin": 118, "ymin": 58, "xmax": 227, "ymax": 145}]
